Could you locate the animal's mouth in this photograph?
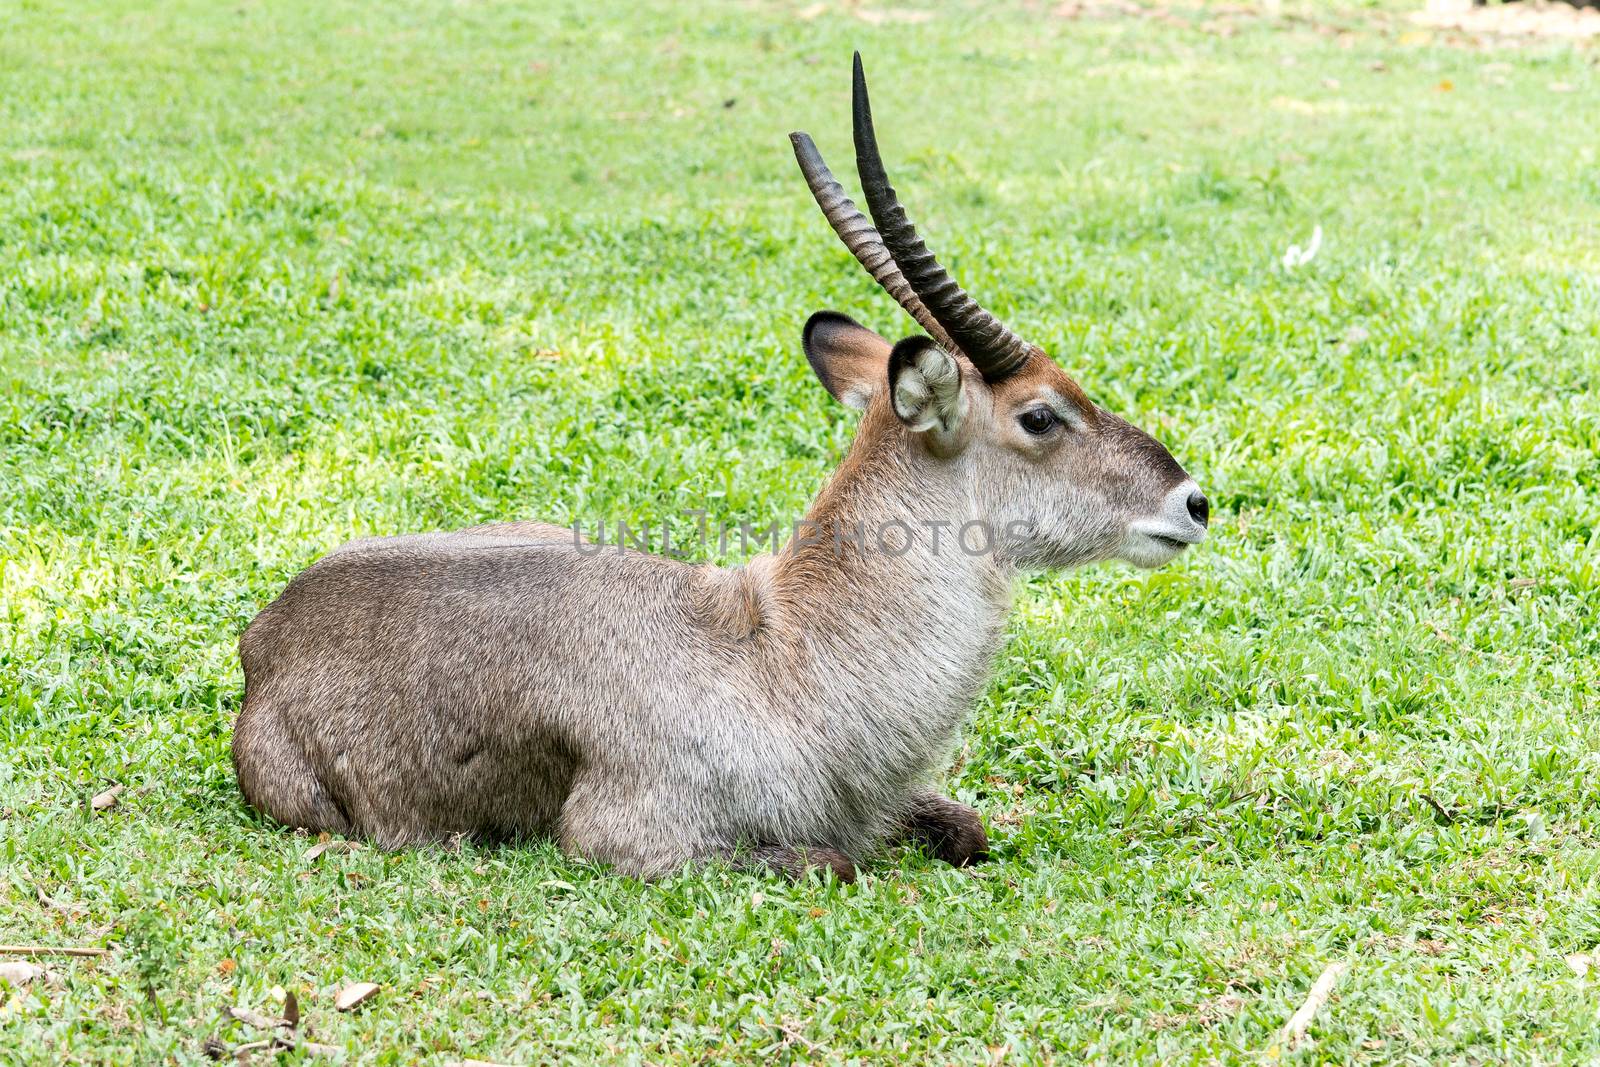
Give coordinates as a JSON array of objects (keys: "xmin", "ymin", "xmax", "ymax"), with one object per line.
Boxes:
[{"xmin": 1119, "ymin": 520, "xmax": 1207, "ymax": 569}]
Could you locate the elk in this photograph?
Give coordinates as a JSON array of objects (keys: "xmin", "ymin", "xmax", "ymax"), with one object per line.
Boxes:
[{"xmin": 232, "ymin": 55, "xmax": 1209, "ymax": 881}]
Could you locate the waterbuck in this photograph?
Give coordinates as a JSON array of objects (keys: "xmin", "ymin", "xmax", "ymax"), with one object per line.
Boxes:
[{"xmin": 232, "ymin": 55, "xmax": 1209, "ymax": 881}]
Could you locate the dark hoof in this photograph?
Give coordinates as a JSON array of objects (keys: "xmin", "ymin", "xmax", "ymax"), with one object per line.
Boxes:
[
  {"xmin": 800, "ymin": 847, "xmax": 858, "ymax": 883},
  {"xmin": 932, "ymin": 822, "xmax": 989, "ymax": 867},
  {"xmin": 906, "ymin": 797, "xmax": 990, "ymax": 867}
]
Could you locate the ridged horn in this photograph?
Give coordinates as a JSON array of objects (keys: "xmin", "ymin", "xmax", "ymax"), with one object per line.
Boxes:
[
  {"xmin": 850, "ymin": 51, "xmax": 1035, "ymax": 383},
  {"xmin": 789, "ymin": 131, "xmax": 957, "ymax": 354}
]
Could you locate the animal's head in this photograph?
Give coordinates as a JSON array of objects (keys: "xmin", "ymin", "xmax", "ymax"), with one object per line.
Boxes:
[{"xmin": 792, "ymin": 54, "xmax": 1207, "ymax": 571}]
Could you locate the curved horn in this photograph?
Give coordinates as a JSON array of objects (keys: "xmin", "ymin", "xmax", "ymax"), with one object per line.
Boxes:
[
  {"xmin": 789, "ymin": 131, "xmax": 957, "ymax": 353},
  {"xmin": 850, "ymin": 52, "xmax": 1035, "ymax": 383}
]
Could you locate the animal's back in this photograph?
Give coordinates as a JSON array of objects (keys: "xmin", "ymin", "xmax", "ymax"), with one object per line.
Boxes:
[{"xmin": 234, "ymin": 523, "xmax": 702, "ymax": 845}]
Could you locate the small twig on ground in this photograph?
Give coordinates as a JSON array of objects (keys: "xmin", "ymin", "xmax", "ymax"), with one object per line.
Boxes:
[
  {"xmin": 776, "ymin": 1018, "xmax": 829, "ymax": 1055},
  {"xmin": 1420, "ymin": 793, "xmax": 1456, "ymax": 824},
  {"xmin": 223, "ymin": 1005, "xmax": 290, "ymax": 1030},
  {"xmin": 0, "ymin": 944, "xmax": 108, "ymax": 958},
  {"xmin": 1278, "ymin": 961, "xmax": 1349, "ymax": 1050},
  {"xmin": 229, "ymin": 1039, "xmax": 277, "ymax": 1056},
  {"xmin": 206, "ymin": 1035, "xmax": 341, "ymax": 1060},
  {"xmin": 36, "ymin": 887, "xmax": 83, "ymax": 914},
  {"xmin": 213, "ymin": 992, "xmax": 338, "ymax": 1059},
  {"xmin": 1224, "ymin": 787, "xmax": 1263, "ymax": 808}
]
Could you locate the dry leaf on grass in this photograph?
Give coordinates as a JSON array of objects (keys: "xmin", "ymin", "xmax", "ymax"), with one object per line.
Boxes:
[
  {"xmin": 212, "ymin": 990, "xmax": 338, "ymax": 1059},
  {"xmin": 335, "ymin": 981, "xmax": 381, "ymax": 1011},
  {"xmin": 90, "ymin": 784, "xmax": 124, "ymax": 811},
  {"xmin": 0, "ymin": 962, "xmax": 46, "ymax": 986},
  {"xmin": 304, "ymin": 840, "xmax": 363, "ymax": 862}
]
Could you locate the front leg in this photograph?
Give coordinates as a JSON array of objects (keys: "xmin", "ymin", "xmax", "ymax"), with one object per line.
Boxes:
[
  {"xmin": 734, "ymin": 844, "xmax": 857, "ymax": 884},
  {"xmin": 898, "ymin": 789, "xmax": 989, "ymax": 867}
]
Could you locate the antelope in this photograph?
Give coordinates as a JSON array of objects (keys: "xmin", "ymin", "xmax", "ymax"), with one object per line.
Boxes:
[{"xmin": 232, "ymin": 55, "xmax": 1209, "ymax": 881}]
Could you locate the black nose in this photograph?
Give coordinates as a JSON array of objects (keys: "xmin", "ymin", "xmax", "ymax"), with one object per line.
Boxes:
[{"xmin": 1186, "ymin": 490, "xmax": 1209, "ymax": 527}]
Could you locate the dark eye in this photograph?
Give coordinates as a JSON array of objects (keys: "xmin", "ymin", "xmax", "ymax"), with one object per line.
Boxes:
[{"xmin": 1018, "ymin": 407, "xmax": 1057, "ymax": 435}]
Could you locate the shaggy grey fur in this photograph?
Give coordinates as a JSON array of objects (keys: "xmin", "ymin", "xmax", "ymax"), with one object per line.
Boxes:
[{"xmin": 234, "ymin": 316, "xmax": 1204, "ymax": 879}]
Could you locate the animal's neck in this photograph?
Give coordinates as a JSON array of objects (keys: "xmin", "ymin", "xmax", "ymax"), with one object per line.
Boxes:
[{"xmin": 762, "ymin": 404, "xmax": 1015, "ymax": 766}]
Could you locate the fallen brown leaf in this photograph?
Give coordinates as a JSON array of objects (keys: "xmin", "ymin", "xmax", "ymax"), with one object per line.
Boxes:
[
  {"xmin": 304, "ymin": 840, "xmax": 362, "ymax": 862},
  {"xmin": 0, "ymin": 962, "xmax": 45, "ymax": 986},
  {"xmin": 335, "ymin": 981, "xmax": 381, "ymax": 1011}
]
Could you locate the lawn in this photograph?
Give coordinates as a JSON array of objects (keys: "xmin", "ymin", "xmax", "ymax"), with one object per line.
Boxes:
[{"xmin": 3, "ymin": 0, "xmax": 1599, "ymax": 1062}]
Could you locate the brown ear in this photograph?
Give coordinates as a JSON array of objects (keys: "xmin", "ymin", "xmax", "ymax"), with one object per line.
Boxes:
[{"xmin": 802, "ymin": 311, "xmax": 892, "ymax": 410}]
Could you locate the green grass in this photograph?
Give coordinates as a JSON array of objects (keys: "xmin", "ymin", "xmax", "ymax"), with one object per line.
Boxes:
[{"xmin": 3, "ymin": 0, "xmax": 1599, "ymax": 1062}]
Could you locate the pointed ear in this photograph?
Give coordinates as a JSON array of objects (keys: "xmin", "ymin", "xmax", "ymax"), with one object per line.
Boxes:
[
  {"xmin": 888, "ymin": 336, "xmax": 966, "ymax": 434},
  {"xmin": 803, "ymin": 311, "xmax": 892, "ymax": 410}
]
